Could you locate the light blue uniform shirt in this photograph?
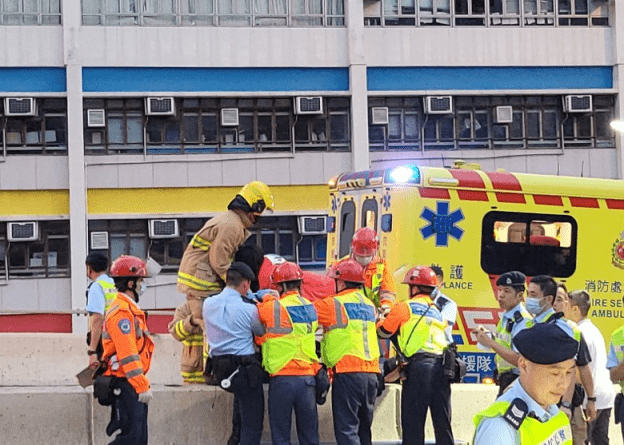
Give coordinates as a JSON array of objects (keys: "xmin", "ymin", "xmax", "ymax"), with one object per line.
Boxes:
[
  {"xmin": 474, "ymin": 379, "xmax": 562, "ymax": 445},
  {"xmin": 606, "ymin": 342, "xmax": 622, "ymax": 370},
  {"xmin": 432, "ymin": 288, "xmax": 457, "ymax": 342},
  {"xmin": 203, "ymin": 287, "xmax": 265, "ymax": 357},
  {"xmin": 86, "ymin": 274, "xmax": 115, "ymax": 315}
]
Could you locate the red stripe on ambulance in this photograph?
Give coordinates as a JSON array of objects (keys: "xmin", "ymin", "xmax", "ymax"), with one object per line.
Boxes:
[
  {"xmin": 533, "ymin": 195, "xmax": 564, "ymax": 206},
  {"xmin": 495, "ymin": 193, "xmax": 526, "ymax": 204},
  {"xmin": 569, "ymin": 197, "xmax": 599, "ymax": 208},
  {"xmin": 606, "ymin": 199, "xmax": 624, "ymax": 210},
  {"xmin": 419, "ymin": 188, "xmax": 451, "ymax": 199},
  {"xmin": 450, "ymin": 169, "xmax": 486, "ymax": 189},
  {"xmin": 457, "ymin": 190, "xmax": 489, "ymax": 201},
  {"xmin": 486, "ymin": 172, "xmax": 522, "ymax": 191}
]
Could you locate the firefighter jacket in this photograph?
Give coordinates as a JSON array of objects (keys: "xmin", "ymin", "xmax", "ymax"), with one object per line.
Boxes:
[
  {"xmin": 314, "ymin": 288, "xmax": 380, "ymax": 374},
  {"xmin": 177, "ymin": 210, "xmax": 252, "ymax": 299},
  {"xmin": 257, "ymin": 291, "xmax": 320, "ymax": 376},
  {"xmin": 102, "ymin": 292, "xmax": 154, "ymax": 394},
  {"xmin": 168, "ymin": 300, "xmax": 205, "ymax": 383}
]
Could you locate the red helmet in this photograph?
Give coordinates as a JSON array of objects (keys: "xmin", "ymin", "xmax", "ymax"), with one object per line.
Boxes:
[
  {"xmin": 402, "ymin": 266, "xmax": 438, "ymax": 287},
  {"xmin": 271, "ymin": 261, "xmax": 304, "ymax": 285},
  {"xmin": 351, "ymin": 228, "xmax": 378, "ymax": 257},
  {"xmin": 327, "ymin": 259, "xmax": 365, "ymax": 284},
  {"xmin": 109, "ymin": 255, "xmax": 148, "ymax": 278}
]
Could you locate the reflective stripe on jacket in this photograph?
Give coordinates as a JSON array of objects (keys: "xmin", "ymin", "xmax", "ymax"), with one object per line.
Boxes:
[
  {"xmin": 398, "ymin": 296, "xmax": 448, "ymax": 357},
  {"xmin": 474, "ymin": 400, "xmax": 572, "ymax": 445},
  {"xmin": 321, "ymin": 289, "xmax": 380, "ymax": 368},
  {"xmin": 95, "ymin": 275, "xmax": 118, "ymax": 313},
  {"xmin": 260, "ymin": 291, "xmax": 319, "ymax": 375},
  {"xmin": 102, "ymin": 293, "xmax": 154, "ymax": 394},
  {"xmin": 494, "ymin": 308, "xmax": 532, "ymax": 373},
  {"xmin": 168, "ymin": 300, "xmax": 205, "ymax": 383}
]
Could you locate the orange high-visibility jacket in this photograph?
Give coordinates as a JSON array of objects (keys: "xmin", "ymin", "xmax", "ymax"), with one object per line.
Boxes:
[{"xmin": 102, "ymin": 292, "xmax": 154, "ymax": 394}]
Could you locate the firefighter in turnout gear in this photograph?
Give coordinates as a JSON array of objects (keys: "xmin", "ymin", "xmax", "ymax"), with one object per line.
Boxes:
[
  {"xmin": 378, "ymin": 265, "xmax": 453, "ymax": 445},
  {"xmin": 314, "ymin": 259, "xmax": 381, "ymax": 445},
  {"xmin": 101, "ymin": 255, "xmax": 155, "ymax": 445},
  {"xmin": 257, "ymin": 261, "xmax": 321, "ymax": 445}
]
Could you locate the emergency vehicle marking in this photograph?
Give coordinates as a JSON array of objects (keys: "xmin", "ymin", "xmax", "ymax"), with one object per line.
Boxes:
[
  {"xmin": 458, "ymin": 307, "xmax": 502, "ymax": 345},
  {"xmin": 606, "ymin": 199, "xmax": 624, "ymax": 210},
  {"xmin": 495, "ymin": 192, "xmax": 526, "ymax": 204},
  {"xmin": 419, "ymin": 188, "xmax": 451, "ymax": 200},
  {"xmin": 331, "ymin": 196, "xmax": 339, "ymax": 213},
  {"xmin": 533, "ymin": 195, "xmax": 564, "ymax": 206},
  {"xmin": 382, "ymin": 192, "xmax": 391, "ymax": 211},
  {"xmin": 420, "ymin": 201, "xmax": 464, "ymax": 247},
  {"xmin": 457, "ymin": 190, "xmax": 489, "ymax": 202},
  {"xmin": 449, "ymin": 169, "xmax": 486, "ymax": 189},
  {"xmin": 569, "ymin": 197, "xmax": 599, "ymax": 208},
  {"xmin": 118, "ymin": 318, "xmax": 132, "ymax": 334},
  {"xmin": 485, "ymin": 171, "xmax": 523, "ymax": 191}
]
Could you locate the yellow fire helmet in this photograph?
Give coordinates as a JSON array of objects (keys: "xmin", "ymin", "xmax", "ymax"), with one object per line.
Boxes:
[{"xmin": 238, "ymin": 181, "xmax": 275, "ymax": 215}]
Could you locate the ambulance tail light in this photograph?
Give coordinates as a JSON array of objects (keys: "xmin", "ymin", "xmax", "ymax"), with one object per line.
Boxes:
[
  {"xmin": 385, "ymin": 165, "xmax": 421, "ymax": 185},
  {"xmin": 381, "ymin": 214, "xmax": 392, "ymax": 232},
  {"xmin": 326, "ymin": 216, "xmax": 336, "ymax": 233}
]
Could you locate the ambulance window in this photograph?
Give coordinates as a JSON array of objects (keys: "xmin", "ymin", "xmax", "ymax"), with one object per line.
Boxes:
[
  {"xmin": 482, "ymin": 212, "xmax": 577, "ymax": 278},
  {"xmin": 361, "ymin": 198, "xmax": 378, "ymax": 232},
  {"xmin": 339, "ymin": 200, "xmax": 356, "ymax": 258}
]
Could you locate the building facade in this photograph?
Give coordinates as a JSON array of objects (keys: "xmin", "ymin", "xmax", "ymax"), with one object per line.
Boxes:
[{"xmin": 0, "ymin": 0, "xmax": 622, "ymax": 333}]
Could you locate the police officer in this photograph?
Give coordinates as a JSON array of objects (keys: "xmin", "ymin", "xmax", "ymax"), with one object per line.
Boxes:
[
  {"xmin": 473, "ymin": 322, "xmax": 578, "ymax": 445},
  {"xmin": 314, "ymin": 259, "xmax": 381, "ymax": 445},
  {"xmin": 101, "ymin": 255, "xmax": 154, "ymax": 445},
  {"xmin": 86, "ymin": 251, "xmax": 117, "ymax": 366},
  {"xmin": 378, "ymin": 265, "xmax": 453, "ymax": 445},
  {"xmin": 203, "ymin": 262, "xmax": 266, "ymax": 445},
  {"xmin": 257, "ymin": 261, "xmax": 320, "ymax": 445},
  {"xmin": 472, "ymin": 271, "xmax": 531, "ymax": 395},
  {"xmin": 430, "ymin": 265, "xmax": 458, "ymax": 343}
]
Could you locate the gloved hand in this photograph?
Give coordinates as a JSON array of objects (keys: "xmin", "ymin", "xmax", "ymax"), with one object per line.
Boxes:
[
  {"xmin": 256, "ymin": 289, "xmax": 279, "ymax": 300},
  {"xmin": 137, "ymin": 389, "xmax": 153, "ymax": 405}
]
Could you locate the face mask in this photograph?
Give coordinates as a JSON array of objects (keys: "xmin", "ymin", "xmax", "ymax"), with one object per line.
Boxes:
[
  {"xmin": 525, "ymin": 297, "xmax": 543, "ymax": 315},
  {"xmin": 355, "ymin": 255, "xmax": 373, "ymax": 267}
]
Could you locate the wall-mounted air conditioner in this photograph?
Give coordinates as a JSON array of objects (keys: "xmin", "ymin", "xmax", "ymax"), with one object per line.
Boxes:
[
  {"xmin": 424, "ymin": 96, "xmax": 453, "ymax": 114},
  {"xmin": 495, "ymin": 106, "xmax": 513, "ymax": 124},
  {"xmin": 149, "ymin": 219, "xmax": 180, "ymax": 239},
  {"xmin": 371, "ymin": 107, "xmax": 389, "ymax": 125},
  {"xmin": 221, "ymin": 108, "xmax": 240, "ymax": 126},
  {"xmin": 145, "ymin": 97, "xmax": 176, "ymax": 116},
  {"xmin": 294, "ymin": 97, "xmax": 323, "ymax": 115},
  {"xmin": 563, "ymin": 95, "xmax": 592, "ymax": 113},
  {"xmin": 4, "ymin": 98, "xmax": 37, "ymax": 116},
  {"xmin": 87, "ymin": 109, "xmax": 106, "ymax": 127},
  {"xmin": 7, "ymin": 222, "xmax": 39, "ymax": 241},
  {"xmin": 90, "ymin": 231, "xmax": 109, "ymax": 250},
  {"xmin": 298, "ymin": 216, "xmax": 327, "ymax": 235}
]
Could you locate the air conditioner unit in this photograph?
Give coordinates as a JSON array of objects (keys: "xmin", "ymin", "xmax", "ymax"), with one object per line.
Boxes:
[
  {"xmin": 90, "ymin": 231, "xmax": 109, "ymax": 250},
  {"xmin": 87, "ymin": 109, "xmax": 106, "ymax": 127},
  {"xmin": 221, "ymin": 108, "xmax": 239, "ymax": 126},
  {"xmin": 7, "ymin": 222, "xmax": 39, "ymax": 242},
  {"xmin": 424, "ymin": 96, "xmax": 453, "ymax": 114},
  {"xmin": 495, "ymin": 106, "xmax": 513, "ymax": 124},
  {"xmin": 149, "ymin": 219, "xmax": 180, "ymax": 239},
  {"xmin": 145, "ymin": 97, "xmax": 176, "ymax": 116},
  {"xmin": 563, "ymin": 95, "xmax": 592, "ymax": 113},
  {"xmin": 371, "ymin": 107, "xmax": 389, "ymax": 125},
  {"xmin": 294, "ymin": 97, "xmax": 323, "ymax": 115},
  {"xmin": 4, "ymin": 98, "xmax": 37, "ymax": 116},
  {"xmin": 298, "ymin": 216, "xmax": 327, "ymax": 235}
]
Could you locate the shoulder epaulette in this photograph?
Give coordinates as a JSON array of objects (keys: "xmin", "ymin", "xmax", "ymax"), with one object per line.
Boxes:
[{"xmin": 502, "ymin": 398, "xmax": 529, "ymax": 430}]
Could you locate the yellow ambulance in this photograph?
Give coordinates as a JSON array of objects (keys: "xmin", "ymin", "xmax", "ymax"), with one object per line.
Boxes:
[{"xmin": 326, "ymin": 162, "xmax": 624, "ymax": 382}]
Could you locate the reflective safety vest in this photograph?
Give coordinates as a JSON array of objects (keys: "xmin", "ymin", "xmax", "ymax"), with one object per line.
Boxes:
[
  {"xmin": 102, "ymin": 293, "xmax": 154, "ymax": 394},
  {"xmin": 96, "ymin": 275, "xmax": 118, "ymax": 313},
  {"xmin": 495, "ymin": 308, "xmax": 532, "ymax": 373},
  {"xmin": 611, "ymin": 325, "xmax": 624, "ymax": 392},
  {"xmin": 474, "ymin": 400, "xmax": 572, "ymax": 445},
  {"xmin": 398, "ymin": 296, "xmax": 448, "ymax": 357},
  {"xmin": 262, "ymin": 292, "xmax": 319, "ymax": 375},
  {"xmin": 321, "ymin": 290, "xmax": 380, "ymax": 368},
  {"xmin": 364, "ymin": 262, "xmax": 384, "ymax": 308}
]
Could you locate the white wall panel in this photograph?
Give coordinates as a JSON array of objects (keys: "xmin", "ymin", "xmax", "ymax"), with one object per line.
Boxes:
[
  {"xmin": 35, "ymin": 156, "xmax": 70, "ymax": 189},
  {"xmin": 79, "ymin": 27, "xmax": 349, "ymax": 67},
  {"xmin": 1, "ymin": 279, "xmax": 39, "ymax": 310},
  {"xmin": 153, "ymin": 162, "xmax": 190, "ymax": 187},
  {"xmin": 364, "ymin": 28, "xmax": 613, "ymax": 67},
  {"xmin": 37, "ymin": 279, "xmax": 71, "ymax": 311},
  {"xmin": 0, "ymin": 28, "xmax": 64, "ymax": 66},
  {"xmin": 0, "ymin": 156, "xmax": 38, "ymax": 190}
]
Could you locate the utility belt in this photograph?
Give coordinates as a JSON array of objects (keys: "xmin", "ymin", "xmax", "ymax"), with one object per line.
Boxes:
[
  {"xmin": 94, "ymin": 375, "xmax": 127, "ymax": 406},
  {"xmin": 408, "ymin": 351, "xmax": 444, "ymax": 363},
  {"xmin": 206, "ymin": 353, "xmax": 265, "ymax": 393}
]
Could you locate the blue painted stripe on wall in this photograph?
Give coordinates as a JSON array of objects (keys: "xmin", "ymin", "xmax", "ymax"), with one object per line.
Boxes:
[
  {"xmin": 0, "ymin": 68, "xmax": 66, "ymax": 92},
  {"xmin": 83, "ymin": 67, "xmax": 349, "ymax": 92},
  {"xmin": 367, "ymin": 66, "xmax": 612, "ymax": 91}
]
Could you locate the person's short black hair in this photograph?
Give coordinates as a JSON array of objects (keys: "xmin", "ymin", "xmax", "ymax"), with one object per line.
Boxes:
[
  {"xmin": 569, "ymin": 290, "xmax": 591, "ymax": 317},
  {"xmin": 234, "ymin": 244, "xmax": 264, "ymax": 292},
  {"xmin": 530, "ymin": 275, "xmax": 557, "ymax": 303},
  {"xmin": 86, "ymin": 252, "xmax": 109, "ymax": 273},
  {"xmin": 430, "ymin": 265, "xmax": 443, "ymax": 280}
]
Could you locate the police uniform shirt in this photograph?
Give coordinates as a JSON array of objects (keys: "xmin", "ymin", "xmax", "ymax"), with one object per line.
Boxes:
[
  {"xmin": 86, "ymin": 273, "xmax": 115, "ymax": 315},
  {"xmin": 473, "ymin": 379, "xmax": 562, "ymax": 445},
  {"xmin": 203, "ymin": 287, "xmax": 265, "ymax": 356},
  {"xmin": 431, "ymin": 288, "xmax": 457, "ymax": 342},
  {"xmin": 606, "ymin": 341, "xmax": 622, "ymax": 370},
  {"xmin": 500, "ymin": 303, "xmax": 532, "ymax": 369},
  {"xmin": 534, "ymin": 308, "xmax": 591, "ymax": 367}
]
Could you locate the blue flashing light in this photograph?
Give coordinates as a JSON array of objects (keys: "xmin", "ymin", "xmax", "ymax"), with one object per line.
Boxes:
[{"xmin": 385, "ymin": 165, "xmax": 421, "ymax": 185}]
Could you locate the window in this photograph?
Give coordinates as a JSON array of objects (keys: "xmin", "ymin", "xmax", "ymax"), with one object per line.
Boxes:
[
  {"xmin": 368, "ymin": 95, "xmax": 615, "ymax": 151},
  {"xmin": 481, "ymin": 211, "xmax": 577, "ymax": 278},
  {"xmin": 1, "ymin": 99, "xmax": 67, "ymax": 154},
  {"xmin": 338, "ymin": 200, "xmax": 356, "ymax": 258},
  {"xmin": 298, "ymin": 234, "xmax": 327, "ymax": 268},
  {"xmin": 85, "ymin": 97, "xmax": 351, "ymax": 155},
  {"xmin": 0, "ymin": 0, "xmax": 61, "ymax": 24},
  {"xmin": 3, "ymin": 220, "xmax": 70, "ymax": 278},
  {"xmin": 364, "ymin": 0, "xmax": 607, "ymax": 26},
  {"xmin": 82, "ymin": 0, "xmax": 344, "ymax": 26},
  {"xmin": 361, "ymin": 198, "xmax": 379, "ymax": 232}
]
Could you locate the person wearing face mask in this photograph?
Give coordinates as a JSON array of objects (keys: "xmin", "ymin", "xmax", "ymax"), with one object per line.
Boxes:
[
  {"xmin": 101, "ymin": 255, "xmax": 154, "ymax": 445},
  {"xmin": 203, "ymin": 262, "xmax": 267, "ymax": 445},
  {"xmin": 525, "ymin": 275, "xmax": 597, "ymax": 425},
  {"xmin": 473, "ymin": 322, "xmax": 578, "ymax": 445},
  {"xmin": 473, "ymin": 271, "xmax": 532, "ymax": 396}
]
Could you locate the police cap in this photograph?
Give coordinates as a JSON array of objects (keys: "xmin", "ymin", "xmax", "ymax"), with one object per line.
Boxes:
[
  {"xmin": 512, "ymin": 323, "xmax": 578, "ymax": 365},
  {"xmin": 227, "ymin": 261, "xmax": 256, "ymax": 282},
  {"xmin": 496, "ymin": 271, "xmax": 526, "ymax": 287}
]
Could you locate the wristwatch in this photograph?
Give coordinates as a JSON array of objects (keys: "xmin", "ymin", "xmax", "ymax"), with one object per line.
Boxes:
[
  {"xmin": 560, "ymin": 401, "xmax": 573, "ymax": 410},
  {"xmin": 587, "ymin": 396, "xmax": 597, "ymax": 402},
  {"xmin": 87, "ymin": 349, "xmax": 98, "ymax": 356}
]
